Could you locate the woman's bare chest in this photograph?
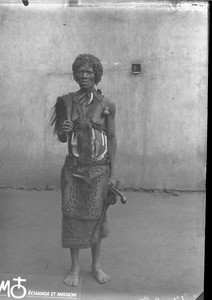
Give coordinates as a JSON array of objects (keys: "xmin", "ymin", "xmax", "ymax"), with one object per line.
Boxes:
[{"xmin": 72, "ymin": 101, "xmax": 106, "ymax": 126}]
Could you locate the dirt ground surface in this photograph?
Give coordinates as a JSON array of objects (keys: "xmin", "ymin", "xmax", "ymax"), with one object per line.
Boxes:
[{"xmin": 0, "ymin": 188, "xmax": 205, "ymax": 300}]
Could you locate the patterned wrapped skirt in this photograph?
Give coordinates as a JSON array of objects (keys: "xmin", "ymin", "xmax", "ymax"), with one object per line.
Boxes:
[{"xmin": 60, "ymin": 155, "xmax": 110, "ymax": 249}]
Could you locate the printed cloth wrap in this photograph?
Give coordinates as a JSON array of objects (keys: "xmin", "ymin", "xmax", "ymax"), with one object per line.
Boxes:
[{"xmin": 60, "ymin": 155, "xmax": 110, "ymax": 249}]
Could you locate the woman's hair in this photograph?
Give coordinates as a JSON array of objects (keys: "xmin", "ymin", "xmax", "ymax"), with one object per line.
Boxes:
[{"xmin": 72, "ymin": 54, "xmax": 103, "ymax": 85}]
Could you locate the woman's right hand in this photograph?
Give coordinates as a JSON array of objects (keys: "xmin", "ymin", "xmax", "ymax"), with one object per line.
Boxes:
[{"xmin": 62, "ymin": 119, "xmax": 74, "ymax": 133}]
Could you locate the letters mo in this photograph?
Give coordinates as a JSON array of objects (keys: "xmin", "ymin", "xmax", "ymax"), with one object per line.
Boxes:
[{"xmin": 0, "ymin": 277, "xmax": 27, "ymax": 299}]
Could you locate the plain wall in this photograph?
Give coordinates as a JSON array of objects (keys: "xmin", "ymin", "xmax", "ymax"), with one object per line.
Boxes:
[{"xmin": 0, "ymin": 2, "xmax": 208, "ymax": 189}]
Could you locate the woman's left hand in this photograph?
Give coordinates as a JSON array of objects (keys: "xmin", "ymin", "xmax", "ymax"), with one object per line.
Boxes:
[{"xmin": 108, "ymin": 177, "xmax": 117, "ymax": 187}]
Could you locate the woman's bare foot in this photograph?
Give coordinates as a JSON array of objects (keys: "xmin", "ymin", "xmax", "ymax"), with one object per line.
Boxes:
[
  {"xmin": 92, "ymin": 266, "xmax": 111, "ymax": 284},
  {"xmin": 64, "ymin": 270, "xmax": 80, "ymax": 287}
]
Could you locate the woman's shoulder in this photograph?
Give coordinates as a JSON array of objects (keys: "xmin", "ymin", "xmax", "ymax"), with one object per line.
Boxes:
[
  {"xmin": 101, "ymin": 97, "xmax": 116, "ymax": 116},
  {"xmin": 102, "ymin": 97, "xmax": 115, "ymax": 108},
  {"xmin": 57, "ymin": 92, "xmax": 74, "ymax": 102}
]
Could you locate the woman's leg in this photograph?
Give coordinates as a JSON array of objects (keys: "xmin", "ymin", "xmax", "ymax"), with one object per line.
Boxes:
[
  {"xmin": 91, "ymin": 242, "xmax": 111, "ymax": 284},
  {"xmin": 64, "ymin": 248, "xmax": 80, "ymax": 286}
]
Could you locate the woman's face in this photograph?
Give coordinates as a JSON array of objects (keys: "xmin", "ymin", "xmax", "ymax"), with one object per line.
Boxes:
[{"xmin": 76, "ymin": 64, "xmax": 95, "ymax": 90}]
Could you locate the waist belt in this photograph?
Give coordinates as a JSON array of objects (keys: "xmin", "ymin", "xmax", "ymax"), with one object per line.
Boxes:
[
  {"xmin": 92, "ymin": 158, "xmax": 109, "ymax": 166},
  {"xmin": 66, "ymin": 154, "xmax": 109, "ymax": 166}
]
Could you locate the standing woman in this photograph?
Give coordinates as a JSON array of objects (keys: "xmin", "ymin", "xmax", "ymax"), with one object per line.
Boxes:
[{"xmin": 51, "ymin": 54, "xmax": 117, "ymax": 286}]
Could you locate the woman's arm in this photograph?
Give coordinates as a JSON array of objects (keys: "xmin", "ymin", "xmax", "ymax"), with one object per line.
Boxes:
[{"xmin": 106, "ymin": 101, "xmax": 117, "ymax": 185}]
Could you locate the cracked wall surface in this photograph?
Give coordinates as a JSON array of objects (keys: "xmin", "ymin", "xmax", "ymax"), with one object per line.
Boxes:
[{"xmin": 0, "ymin": 2, "xmax": 208, "ymax": 189}]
